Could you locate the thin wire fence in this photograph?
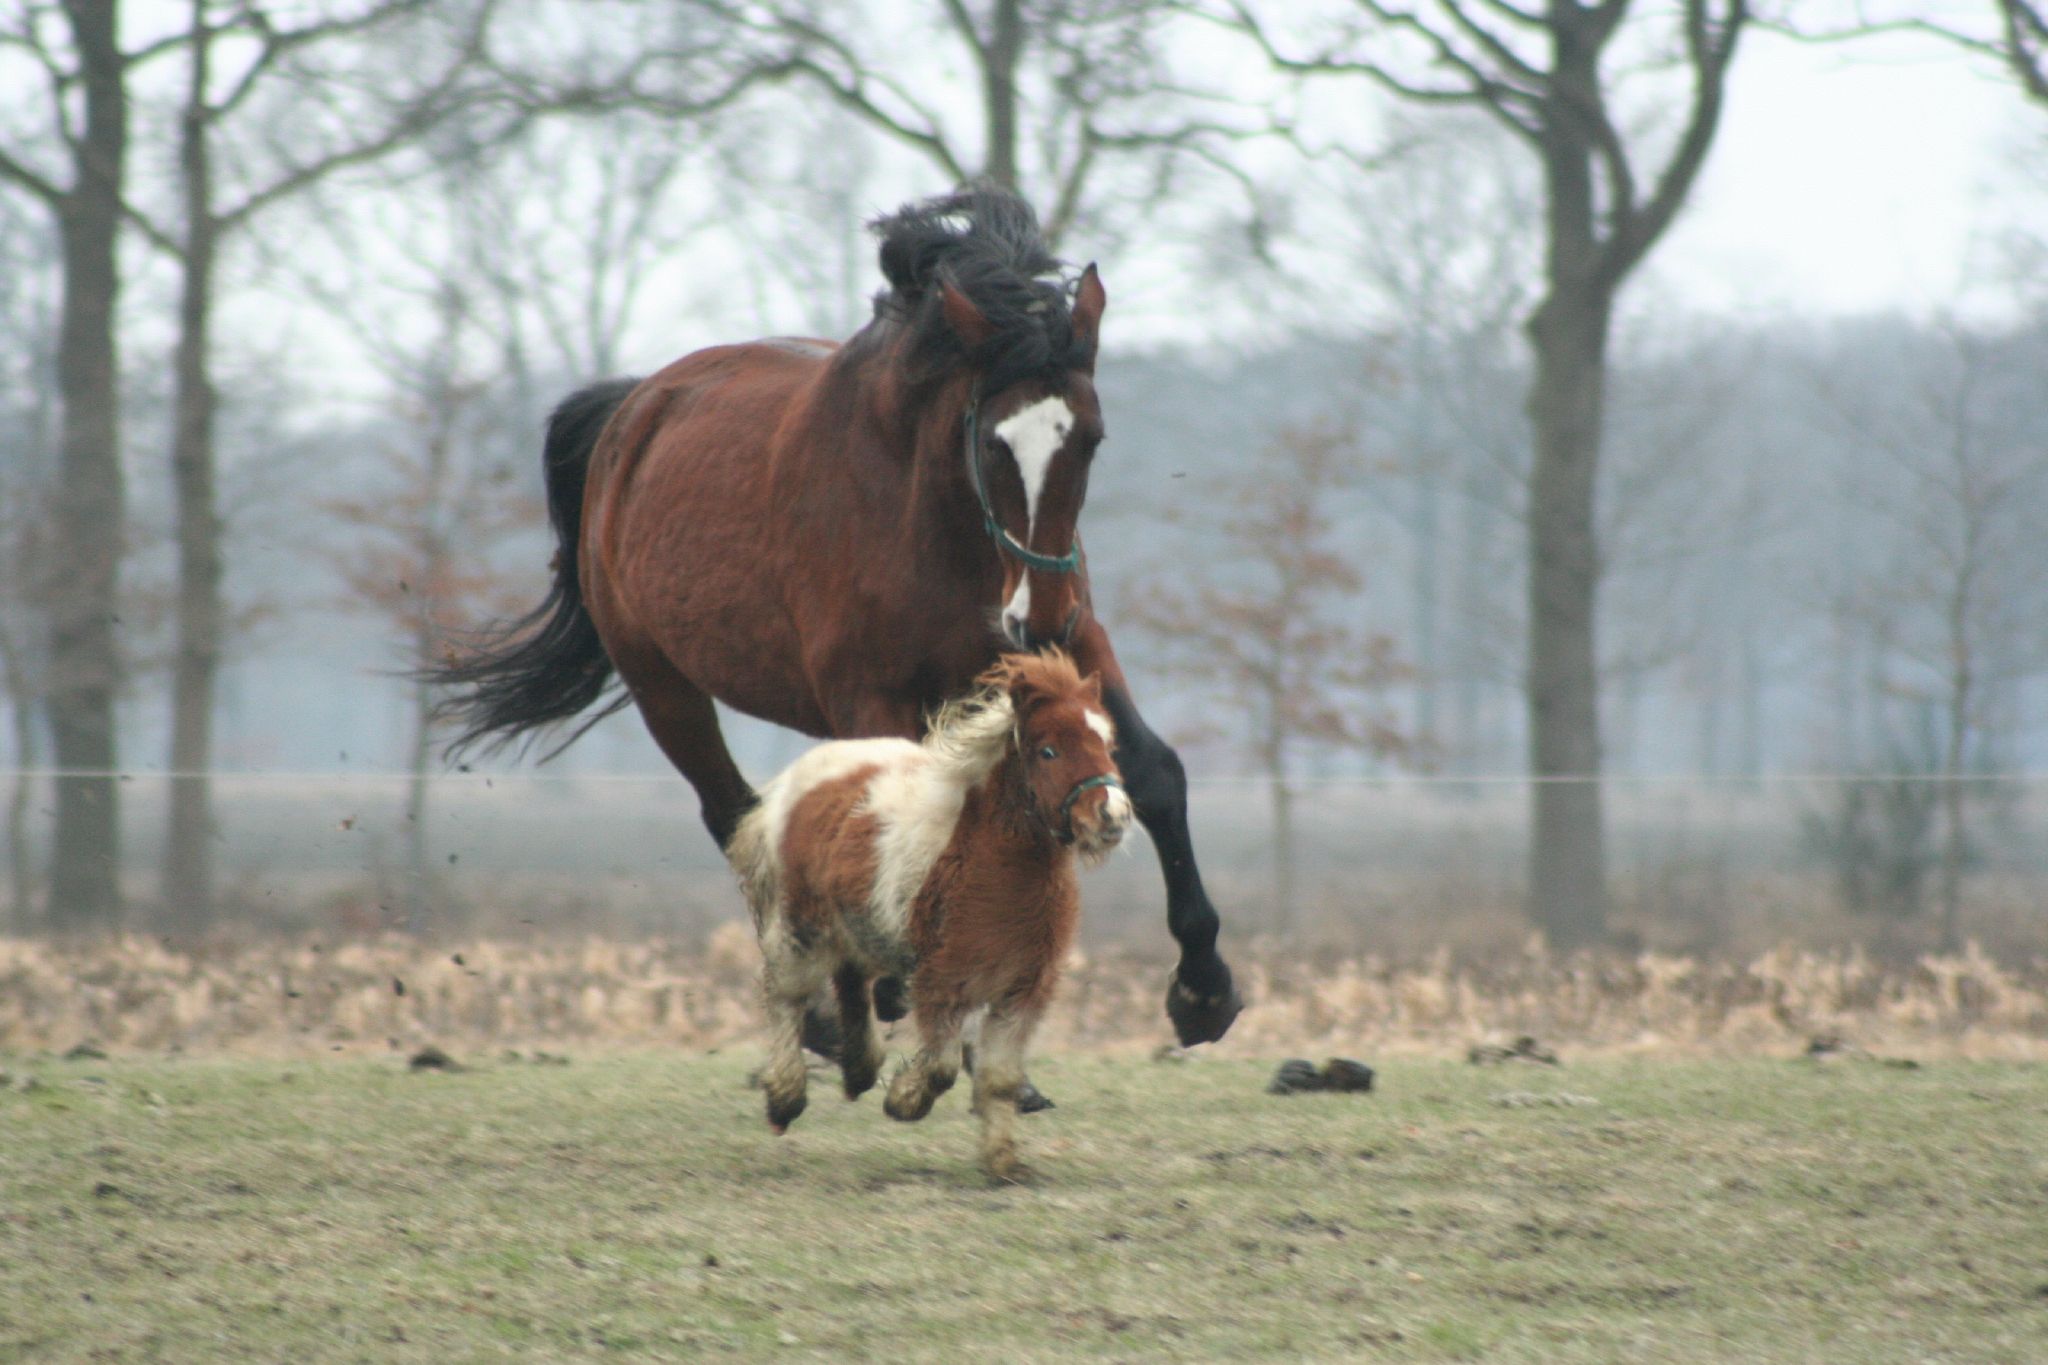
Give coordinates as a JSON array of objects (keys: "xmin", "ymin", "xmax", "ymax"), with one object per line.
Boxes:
[{"xmin": 4, "ymin": 769, "xmax": 2044, "ymax": 963}]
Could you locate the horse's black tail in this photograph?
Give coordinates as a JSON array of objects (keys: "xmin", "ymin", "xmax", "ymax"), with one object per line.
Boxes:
[{"xmin": 429, "ymin": 377, "xmax": 641, "ymax": 761}]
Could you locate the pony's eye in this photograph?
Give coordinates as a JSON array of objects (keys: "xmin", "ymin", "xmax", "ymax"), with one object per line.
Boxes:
[{"xmin": 1039, "ymin": 745, "xmax": 1058, "ymax": 761}]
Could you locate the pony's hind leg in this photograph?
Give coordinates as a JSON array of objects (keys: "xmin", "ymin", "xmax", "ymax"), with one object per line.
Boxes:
[
  {"xmin": 759, "ymin": 938, "xmax": 829, "ymax": 1134},
  {"xmin": 971, "ymin": 1005, "xmax": 1044, "ymax": 1183},
  {"xmin": 832, "ymin": 965, "xmax": 885, "ymax": 1100},
  {"xmin": 883, "ymin": 1008, "xmax": 965, "ymax": 1123}
]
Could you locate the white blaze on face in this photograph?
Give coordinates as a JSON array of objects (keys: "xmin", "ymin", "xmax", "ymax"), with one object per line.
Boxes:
[
  {"xmin": 1083, "ymin": 708, "xmax": 1114, "ymax": 747},
  {"xmin": 992, "ymin": 396, "xmax": 1074, "ymax": 644},
  {"xmin": 993, "ymin": 396, "xmax": 1075, "ymax": 540}
]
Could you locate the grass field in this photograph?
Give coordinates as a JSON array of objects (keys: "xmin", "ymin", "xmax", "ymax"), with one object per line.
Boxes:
[{"xmin": 3, "ymin": 1050, "xmax": 2046, "ymax": 1362}]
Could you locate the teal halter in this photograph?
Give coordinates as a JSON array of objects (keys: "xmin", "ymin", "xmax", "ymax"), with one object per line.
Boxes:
[{"xmin": 964, "ymin": 390, "xmax": 1083, "ymax": 576}]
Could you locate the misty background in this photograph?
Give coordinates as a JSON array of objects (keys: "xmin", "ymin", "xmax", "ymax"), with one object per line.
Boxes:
[{"xmin": 3, "ymin": 0, "xmax": 2046, "ymax": 962}]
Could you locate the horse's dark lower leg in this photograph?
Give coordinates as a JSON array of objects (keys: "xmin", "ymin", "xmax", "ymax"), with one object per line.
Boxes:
[
  {"xmin": 832, "ymin": 966, "xmax": 884, "ymax": 1100},
  {"xmin": 615, "ymin": 655, "xmax": 757, "ymax": 849},
  {"xmin": 1102, "ymin": 685, "xmax": 1243, "ymax": 1047},
  {"xmin": 871, "ymin": 975, "xmax": 909, "ymax": 1022}
]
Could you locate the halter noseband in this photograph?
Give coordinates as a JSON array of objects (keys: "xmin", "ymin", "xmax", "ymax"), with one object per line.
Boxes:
[
  {"xmin": 1055, "ymin": 773, "xmax": 1124, "ymax": 844},
  {"xmin": 964, "ymin": 389, "xmax": 1083, "ymax": 576}
]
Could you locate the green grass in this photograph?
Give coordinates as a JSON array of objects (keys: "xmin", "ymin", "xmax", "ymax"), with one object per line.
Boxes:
[{"xmin": 2, "ymin": 1050, "xmax": 2045, "ymax": 1361}]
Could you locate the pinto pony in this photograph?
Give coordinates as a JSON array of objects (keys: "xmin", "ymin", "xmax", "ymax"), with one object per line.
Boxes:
[
  {"xmin": 430, "ymin": 187, "xmax": 1239, "ymax": 1053},
  {"xmin": 728, "ymin": 651, "xmax": 1131, "ymax": 1182}
]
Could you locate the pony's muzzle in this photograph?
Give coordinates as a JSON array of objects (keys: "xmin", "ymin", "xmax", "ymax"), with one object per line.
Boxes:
[{"xmin": 1073, "ymin": 784, "xmax": 1133, "ymax": 860}]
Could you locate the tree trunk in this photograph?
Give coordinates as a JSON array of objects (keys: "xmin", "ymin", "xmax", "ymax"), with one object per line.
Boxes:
[
  {"xmin": 1524, "ymin": 287, "xmax": 1611, "ymax": 951},
  {"xmin": 47, "ymin": 0, "xmax": 129, "ymax": 930},
  {"xmin": 1271, "ymin": 776, "xmax": 1296, "ymax": 937},
  {"xmin": 1, "ymin": 620, "xmax": 36, "ymax": 930},
  {"xmin": 979, "ymin": 0, "xmax": 1023, "ymax": 189},
  {"xmin": 164, "ymin": 10, "xmax": 223, "ymax": 934},
  {"xmin": 1937, "ymin": 631, "xmax": 1971, "ymax": 955},
  {"xmin": 403, "ymin": 670, "xmax": 434, "ymax": 934}
]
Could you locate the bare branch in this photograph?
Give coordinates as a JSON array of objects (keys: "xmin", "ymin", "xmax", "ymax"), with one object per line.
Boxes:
[
  {"xmin": 0, "ymin": 146, "xmax": 62, "ymax": 207},
  {"xmin": 1600, "ymin": 0, "xmax": 1747, "ymax": 287},
  {"xmin": 1211, "ymin": 0, "xmax": 1543, "ymax": 142}
]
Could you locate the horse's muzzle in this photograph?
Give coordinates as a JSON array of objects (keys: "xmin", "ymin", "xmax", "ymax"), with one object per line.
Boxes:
[{"xmin": 1004, "ymin": 603, "xmax": 1082, "ymax": 652}]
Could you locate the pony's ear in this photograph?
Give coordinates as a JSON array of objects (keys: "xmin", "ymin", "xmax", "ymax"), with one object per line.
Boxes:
[
  {"xmin": 1070, "ymin": 263, "xmax": 1106, "ymax": 363},
  {"xmin": 1078, "ymin": 672, "xmax": 1104, "ymax": 707},
  {"xmin": 941, "ymin": 278, "xmax": 996, "ymax": 348}
]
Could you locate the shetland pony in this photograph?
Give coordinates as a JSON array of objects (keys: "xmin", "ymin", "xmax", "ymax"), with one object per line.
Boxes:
[
  {"xmin": 430, "ymin": 187, "xmax": 1240, "ymax": 1052},
  {"xmin": 727, "ymin": 651, "xmax": 1130, "ymax": 1182}
]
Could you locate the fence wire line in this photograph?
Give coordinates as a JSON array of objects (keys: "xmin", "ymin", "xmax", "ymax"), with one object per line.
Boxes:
[{"xmin": 0, "ymin": 768, "xmax": 2043, "ymax": 787}]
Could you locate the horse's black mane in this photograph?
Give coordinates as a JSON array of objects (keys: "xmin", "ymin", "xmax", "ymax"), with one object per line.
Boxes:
[{"xmin": 868, "ymin": 186, "xmax": 1092, "ymax": 394}]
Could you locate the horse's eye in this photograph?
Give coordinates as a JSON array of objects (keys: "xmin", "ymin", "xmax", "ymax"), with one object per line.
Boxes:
[{"xmin": 1039, "ymin": 745, "xmax": 1057, "ymax": 761}]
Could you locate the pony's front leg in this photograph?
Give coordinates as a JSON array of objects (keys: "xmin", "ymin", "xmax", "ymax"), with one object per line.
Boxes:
[
  {"xmin": 883, "ymin": 1008, "xmax": 965, "ymax": 1123},
  {"xmin": 970, "ymin": 1006, "xmax": 1043, "ymax": 1184},
  {"xmin": 1070, "ymin": 620, "xmax": 1243, "ymax": 1046}
]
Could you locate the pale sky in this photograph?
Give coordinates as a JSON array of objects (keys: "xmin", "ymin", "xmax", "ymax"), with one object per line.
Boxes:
[{"xmin": 1659, "ymin": 26, "xmax": 2033, "ymax": 320}]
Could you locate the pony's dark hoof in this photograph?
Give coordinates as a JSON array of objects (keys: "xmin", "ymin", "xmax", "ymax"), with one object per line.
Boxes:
[
  {"xmin": 842, "ymin": 1058, "xmax": 881, "ymax": 1101},
  {"xmin": 872, "ymin": 976, "xmax": 910, "ymax": 1023},
  {"xmin": 766, "ymin": 1091, "xmax": 808, "ymax": 1133},
  {"xmin": 1167, "ymin": 964, "xmax": 1243, "ymax": 1047},
  {"xmin": 1016, "ymin": 1080, "xmax": 1055, "ymax": 1114}
]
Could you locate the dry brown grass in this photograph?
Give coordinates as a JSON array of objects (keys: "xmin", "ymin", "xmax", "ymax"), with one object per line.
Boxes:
[{"xmin": 5, "ymin": 927, "xmax": 2046, "ymax": 1060}]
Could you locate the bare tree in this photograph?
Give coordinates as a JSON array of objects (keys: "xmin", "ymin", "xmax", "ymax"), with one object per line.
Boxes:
[
  {"xmin": 0, "ymin": 0, "xmax": 143, "ymax": 927},
  {"xmin": 763, "ymin": 0, "xmax": 1269, "ymax": 250},
  {"xmin": 127, "ymin": 0, "xmax": 502, "ymax": 934},
  {"xmin": 1331, "ymin": 112, "xmax": 1534, "ymax": 770},
  {"xmin": 0, "ymin": 201, "xmax": 58, "ymax": 929},
  {"xmin": 1224, "ymin": 0, "xmax": 1750, "ymax": 948},
  {"xmin": 1809, "ymin": 319, "xmax": 2048, "ymax": 950},
  {"xmin": 1996, "ymin": 0, "xmax": 2048, "ymax": 99},
  {"xmin": 1123, "ymin": 421, "xmax": 1412, "ymax": 922},
  {"xmin": 321, "ymin": 280, "xmax": 541, "ymax": 931}
]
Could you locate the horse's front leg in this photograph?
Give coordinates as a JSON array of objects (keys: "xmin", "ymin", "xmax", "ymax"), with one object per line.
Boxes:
[{"xmin": 1070, "ymin": 619, "xmax": 1243, "ymax": 1046}]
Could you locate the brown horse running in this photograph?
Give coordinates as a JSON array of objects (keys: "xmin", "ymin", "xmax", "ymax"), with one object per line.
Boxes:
[
  {"xmin": 432, "ymin": 187, "xmax": 1240, "ymax": 1048},
  {"xmin": 729, "ymin": 650, "xmax": 1130, "ymax": 1181}
]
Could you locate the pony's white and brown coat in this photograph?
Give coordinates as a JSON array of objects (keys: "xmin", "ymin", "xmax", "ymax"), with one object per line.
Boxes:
[{"xmin": 727, "ymin": 650, "xmax": 1127, "ymax": 1181}]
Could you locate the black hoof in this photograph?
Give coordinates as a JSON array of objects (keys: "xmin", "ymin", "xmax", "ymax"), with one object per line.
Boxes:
[
  {"xmin": 872, "ymin": 976, "xmax": 909, "ymax": 1023},
  {"xmin": 1166, "ymin": 964, "xmax": 1243, "ymax": 1047},
  {"xmin": 842, "ymin": 1055, "xmax": 880, "ymax": 1100},
  {"xmin": 1016, "ymin": 1080, "xmax": 1055, "ymax": 1114},
  {"xmin": 766, "ymin": 1090, "xmax": 807, "ymax": 1133}
]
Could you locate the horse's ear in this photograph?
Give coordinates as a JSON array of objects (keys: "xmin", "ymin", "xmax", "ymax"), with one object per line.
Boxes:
[
  {"xmin": 940, "ymin": 278, "xmax": 996, "ymax": 348},
  {"xmin": 1070, "ymin": 263, "xmax": 1106, "ymax": 363},
  {"xmin": 1078, "ymin": 672, "xmax": 1104, "ymax": 707}
]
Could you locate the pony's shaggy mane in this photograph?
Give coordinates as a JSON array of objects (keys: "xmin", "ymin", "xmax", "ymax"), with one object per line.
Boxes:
[
  {"xmin": 868, "ymin": 186, "xmax": 1093, "ymax": 395},
  {"xmin": 922, "ymin": 649, "xmax": 1094, "ymax": 787},
  {"xmin": 922, "ymin": 679, "xmax": 1019, "ymax": 785}
]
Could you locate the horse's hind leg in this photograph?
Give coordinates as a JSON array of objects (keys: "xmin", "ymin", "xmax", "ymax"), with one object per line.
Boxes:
[
  {"xmin": 884, "ymin": 1006, "xmax": 965, "ymax": 1123},
  {"xmin": 611, "ymin": 646, "xmax": 756, "ymax": 850},
  {"xmin": 970, "ymin": 1005, "xmax": 1043, "ymax": 1183},
  {"xmin": 832, "ymin": 965, "xmax": 885, "ymax": 1100}
]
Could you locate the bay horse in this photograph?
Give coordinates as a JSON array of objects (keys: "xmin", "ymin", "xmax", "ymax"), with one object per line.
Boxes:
[
  {"xmin": 431, "ymin": 187, "xmax": 1239, "ymax": 1051},
  {"xmin": 728, "ymin": 650, "xmax": 1130, "ymax": 1181}
]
